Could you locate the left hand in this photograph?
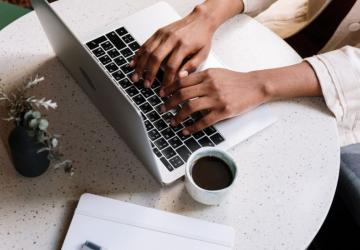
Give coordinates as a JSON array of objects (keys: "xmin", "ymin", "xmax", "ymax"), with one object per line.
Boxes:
[{"xmin": 159, "ymin": 68, "xmax": 271, "ymax": 135}]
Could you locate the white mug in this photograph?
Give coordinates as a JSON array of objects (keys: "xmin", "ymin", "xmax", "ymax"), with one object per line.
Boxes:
[{"xmin": 185, "ymin": 147, "xmax": 238, "ymax": 205}]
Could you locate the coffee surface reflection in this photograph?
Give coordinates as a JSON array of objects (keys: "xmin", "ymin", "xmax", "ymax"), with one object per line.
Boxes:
[{"xmin": 191, "ymin": 156, "xmax": 233, "ymax": 190}]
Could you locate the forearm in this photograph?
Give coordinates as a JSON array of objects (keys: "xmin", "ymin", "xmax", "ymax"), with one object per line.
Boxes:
[
  {"xmin": 255, "ymin": 62, "xmax": 323, "ymax": 101},
  {"xmin": 195, "ymin": 0, "xmax": 244, "ymax": 30}
]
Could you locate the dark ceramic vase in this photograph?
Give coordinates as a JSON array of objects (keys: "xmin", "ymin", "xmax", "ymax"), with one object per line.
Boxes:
[{"xmin": 8, "ymin": 126, "xmax": 50, "ymax": 177}]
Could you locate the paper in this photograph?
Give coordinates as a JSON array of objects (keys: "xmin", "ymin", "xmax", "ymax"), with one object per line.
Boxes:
[{"xmin": 62, "ymin": 194, "xmax": 235, "ymax": 250}]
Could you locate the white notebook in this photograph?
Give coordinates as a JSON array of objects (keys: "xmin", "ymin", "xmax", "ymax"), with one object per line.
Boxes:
[{"xmin": 62, "ymin": 193, "xmax": 235, "ymax": 250}]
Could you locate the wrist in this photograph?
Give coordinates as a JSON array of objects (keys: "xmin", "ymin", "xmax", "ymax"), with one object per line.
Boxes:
[
  {"xmin": 251, "ymin": 62, "xmax": 322, "ymax": 102},
  {"xmin": 193, "ymin": 0, "xmax": 244, "ymax": 31}
]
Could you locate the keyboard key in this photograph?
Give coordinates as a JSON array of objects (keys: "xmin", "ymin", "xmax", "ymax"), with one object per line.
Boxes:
[
  {"xmin": 144, "ymin": 120, "xmax": 154, "ymax": 131},
  {"xmin": 204, "ymin": 126, "xmax": 216, "ymax": 136},
  {"xmin": 162, "ymin": 112, "xmax": 173, "ymax": 123},
  {"xmin": 106, "ymin": 31, "xmax": 126, "ymax": 50},
  {"xmin": 141, "ymin": 112, "xmax": 146, "ymax": 120},
  {"xmin": 105, "ymin": 63, "xmax": 118, "ymax": 73},
  {"xmin": 125, "ymin": 86, "xmax": 139, "ymax": 97},
  {"xmin": 116, "ymin": 27, "xmax": 128, "ymax": 36},
  {"xmin": 171, "ymin": 123, "xmax": 184, "ymax": 132},
  {"xmin": 107, "ymin": 48, "xmax": 120, "ymax": 58},
  {"xmin": 147, "ymin": 110, "xmax": 160, "ymax": 122},
  {"xmin": 193, "ymin": 131, "xmax": 205, "ymax": 140},
  {"xmin": 191, "ymin": 112, "xmax": 203, "ymax": 121},
  {"xmin": 148, "ymin": 129, "xmax": 161, "ymax": 141},
  {"xmin": 154, "ymin": 138, "xmax": 168, "ymax": 150},
  {"xmin": 126, "ymin": 56, "xmax": 134, "ymax": 63},
  {"xmin": 120, "ymin": 48, "xmax": 133, "ymax": 58},
  {"xmin": 100, "ymin": 41, "xmax": 113, "ymax": 51},
  {"xmin": 160, "ymin": 157, "xmax": 173, "ymax": 171},
  {"xmin": 152, "ymin": 147, "xmax": 162, "ymax": 158},
  {"xmin": 92, "ymin": 47, "xmax": 105, "ymax": 57},
  {"xmin": 210, "ymin": 133, "xmax": 225, "ymax": 145},
  {"xmin": 139, "ymin": 102, "xmax": 153, "ymax": 114},
  {"xmin": 161, "ymin": 128, "xmax": 175, "ymax": 140},
  {"xmin": 148, "ymin": 95, "xmax": 161, "ymax": 106},
  {"xmin": 118, "ymin": 78, "xmax": 131, "ymax": 89},
  {"xmin": 177, "ymin": 131, "xmax": 190, "ymax": 141},
  {"xmin": 120, "ymin": 64, "xmax": 134, "ymax": 74},
  {"xmin": 198, "ymin": 137, "xmax": 214, "ymax": 147},
  {"xmin": 152, "ymin": 79, "xmax": 161, "ymax": 88},
  {"xmin": 162, "ymin": 147, "xmax": 176, "ymax": 159},
  {"xmin": 114, "ymin": 56, "xmax": 127, "ymax": 66},
  {"xmin": 122, "ymin": 34, "xmax": 134, "ymax": 43},
  {"xmin": 140, "ymin": 88, "xmax": 154, "ymax": 98},
  {"xmin": 132, "ymin": 94, "xmax": 146, "ymax": 105},
  {"xmin": 169, "ymin": 156, "xmax": 184, "ymax": 168},
  {"xmin": 156, "ymin": 70, "xmax": 164, "ymax": 82},
  {"xmin": 86, "ymin": 36, "xmax": 107, "ymax": 50},
  {"xmin": 176, "ymin": 145, "xmax": 192, "ymax": 162},
  {"xmin": 183, "ymin": 119, "xmax": 194, "ymax": 127},
  {"xmin": 98, "ymin": 55, "xmax": 111, "ymax": 65},
  {"xmin": 184, "ymin": 138, "xmax": 201, "ymax": 152},
  {"xmin": 154, "ymin": 104, "xmax": 162, "ymax": 114},
  {"xmin": 129, "ymin": 41, "xmax": 140, "ymax": 51},
  {"xmin": 154, "ymin": 119, "xmax": 167, "ymax": 131},
  {"xmin": 112, "ymin": 71, "xmax": 125, "ymax": 81},
  {"xmin": 168, "ymin": 136, "xmax": 183, "ymax": 149}
]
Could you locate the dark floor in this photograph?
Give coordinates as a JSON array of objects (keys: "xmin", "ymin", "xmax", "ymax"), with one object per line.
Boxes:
[{"xmin": 308, "ymin": 188, "xmax": 360, "ymax": 250}]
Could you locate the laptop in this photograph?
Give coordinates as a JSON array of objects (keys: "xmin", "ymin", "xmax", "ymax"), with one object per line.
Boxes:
[{"xmin": 32, "ymin": 0, "xmax": 277, "ymax": 185}]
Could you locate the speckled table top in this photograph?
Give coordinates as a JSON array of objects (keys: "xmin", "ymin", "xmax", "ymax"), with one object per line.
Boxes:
[{"xmin": 0, "ymin": 0, "xmax": 340, "ymax": 249}]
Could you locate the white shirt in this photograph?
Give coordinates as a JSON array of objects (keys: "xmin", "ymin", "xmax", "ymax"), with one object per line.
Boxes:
[{"xmin": 243, "ymin": 0, "xmax": 360, "ymax": 146}]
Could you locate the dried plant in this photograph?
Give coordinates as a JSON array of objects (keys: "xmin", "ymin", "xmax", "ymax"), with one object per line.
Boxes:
[{"xmin": 0, "ymin": 76, "xmax": 73, "ymax": 175}]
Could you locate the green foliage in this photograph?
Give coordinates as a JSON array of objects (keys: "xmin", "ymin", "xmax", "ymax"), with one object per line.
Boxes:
[{"xmin": 0, "ymin": 76, "xmax": 73, "ymax": 176}]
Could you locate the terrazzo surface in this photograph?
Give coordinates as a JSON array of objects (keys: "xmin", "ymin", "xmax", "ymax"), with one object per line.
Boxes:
[{"xmin": 0, "ymin": 0, "xmax": 340, "ymax": 249}]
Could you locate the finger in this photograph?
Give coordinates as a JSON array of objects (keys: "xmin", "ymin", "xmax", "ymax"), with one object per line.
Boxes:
[
  {"xmin": 162, "ymin": 84, "xmax": 208, "ymax": 112},
  {"xmin": 160, "ymin": 71, "xmax": 205, "ymax": 97},
  {"xmin": 132, "ymin": 37, "xmax": 161, "ymax": 82},
  {"xmin": 142, "ymin": 40, "xmax": 178, "ymax": 87},
  {"xmin": 162, "ymin": 45, "xmax": 192, "ymax": 87},
  {"xmin": 182, "ymin": 111, "xmax": 221, "ymax": 135},
  {"xmin": 171, "ymin": 97, "xmax": 214, "ymax": 125},
  {"xmin": 178, "ymin": 47, "xmax": 209, "ymax": 76}
]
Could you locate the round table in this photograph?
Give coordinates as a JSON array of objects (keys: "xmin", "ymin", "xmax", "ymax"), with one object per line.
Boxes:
[{"xmin": 0, "ymin": 0, "xmax": 340, "ymax": 249}]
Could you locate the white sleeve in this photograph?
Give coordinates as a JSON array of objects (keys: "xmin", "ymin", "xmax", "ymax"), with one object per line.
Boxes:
[
  {"xmin": 242, "ymin": 0, "xmax": 278, "ymax": 16},
  {"xmin": 305, "ymin": 46, "xmax": 360, "ymax": 145}
]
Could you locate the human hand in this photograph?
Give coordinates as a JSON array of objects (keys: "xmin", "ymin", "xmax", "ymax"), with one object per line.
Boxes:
[
  {"xmin": 159, "ymin": 68, "xmax": 271, "ymax": 135},
  {"xmin": 130, "ymin": 5, "xmax": 216, "ymax": 88}
]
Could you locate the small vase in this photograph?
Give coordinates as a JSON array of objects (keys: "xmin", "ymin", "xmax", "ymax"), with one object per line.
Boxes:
[{"xmin": 8, "ymin": 126, "xmax": 50, "ymax": 177}]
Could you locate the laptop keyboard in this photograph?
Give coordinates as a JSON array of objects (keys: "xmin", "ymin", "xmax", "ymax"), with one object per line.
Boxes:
[{"xmin": 86, "ymin": 26, "xmax": 225, "ymax": 172}]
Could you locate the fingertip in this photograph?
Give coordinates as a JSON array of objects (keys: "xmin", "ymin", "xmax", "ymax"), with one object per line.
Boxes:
[
  {"xmin": 132, "ymin": 73, "xmax": 139, "ymax": 82},
  {"xmin": 182, "ymin": 129, "xmax": 190, "ymax": 136},
  {"xmin": 178, "ymin": 70, "xmax": 188, "ymax": 78},
  {"xmin": 159, "ymin": 88, "xmax": 165, "ymax": 97},
  {"xmin": 144, "ymin": 79, "xmax": 151, "ymax": 88},
  {"xmin": 129, "ymin": 60, "xmax": 135, "ymax": 67}
]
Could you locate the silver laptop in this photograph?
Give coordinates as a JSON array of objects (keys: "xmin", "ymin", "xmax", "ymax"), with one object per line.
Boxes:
[{"xmin": 32, "ymin": 0, "xmax": 277, "ymax": 185}]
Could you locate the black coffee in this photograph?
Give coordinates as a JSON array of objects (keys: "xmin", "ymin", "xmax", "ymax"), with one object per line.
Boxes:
[{"xmin": 191, "ymin": 156, "xmax": 233, "ymax": 190}]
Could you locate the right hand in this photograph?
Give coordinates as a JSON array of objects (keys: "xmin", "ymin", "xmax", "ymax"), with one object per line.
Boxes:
[{"xmin": 130, "ymin": 5, "xmax": 217, "ymax": 88}]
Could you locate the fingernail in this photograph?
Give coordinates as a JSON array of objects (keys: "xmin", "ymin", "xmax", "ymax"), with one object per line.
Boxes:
[
  {"xmin": 170, "ymin": 119, "xmax": 176, "ymax": 127},
  {"xmin": 132, "ymin": 73, "xmax": 139, "ymax": 82},
  {"xmin": 160, "ymin": 105, "xmax": 166, "ymax": 113},
  {"xmin": 159, "ymin": 89, "xmax": 165, "ymax": 97},
  {"xmin": 129, "ymin": 60, "xmax": 135, "ymax": 67},
  {"xmin": 182, "ymin": 129, "xmax": 190, "ymax": 135},
  {"xmin": 179, "ymin": 70, "xmax": 188, "ymax": 78},
  {"xmin": 144, "ymin": 80, "xmax": 151, "ymax": 88}
]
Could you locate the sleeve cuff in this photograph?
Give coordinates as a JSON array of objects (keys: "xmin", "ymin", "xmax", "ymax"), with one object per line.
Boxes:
[{"xmin": 242, "ymin": 0, "xmax": 277, "ymax": 16}]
